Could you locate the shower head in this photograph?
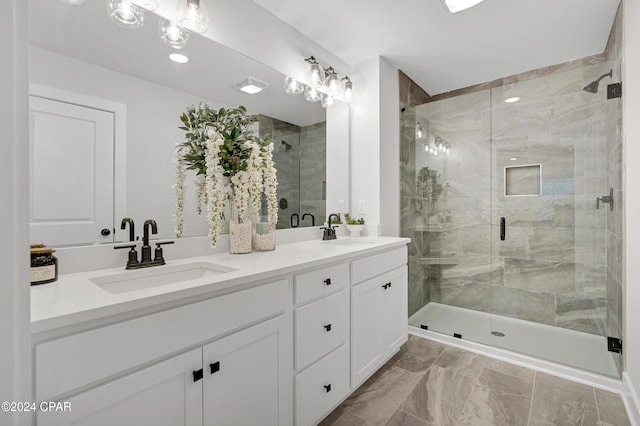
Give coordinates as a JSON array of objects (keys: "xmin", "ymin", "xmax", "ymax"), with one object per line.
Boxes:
[
  {"xmin": 281, "ymin": 140, "xmax": 292, "ymax": 150},
  {"xmin": 583, "ymin": 69, "xmax": 613, "ymax": 93}
]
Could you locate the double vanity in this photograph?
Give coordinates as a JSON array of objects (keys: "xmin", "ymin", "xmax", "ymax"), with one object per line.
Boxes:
[{"xmin": 31, "ymin": 236, "xmax": 409, "ymax": 425}]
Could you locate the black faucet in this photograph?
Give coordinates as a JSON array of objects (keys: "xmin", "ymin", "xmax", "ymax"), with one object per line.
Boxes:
[
  {"xmin": 142, "ymin": 219, "xmax": 158, "ymax": 262},
  {"xmin": 302, "ymin": 213, "xmax": 315, "ymax": 226},
  {"xmin": 120, "ymin": 217, "xmax": 135, "ymax": 242},
  {"xmin": 114, "ymin": 219, "xmax": 174, "ymax": 269},
  {"xmin": 322, "ymin": 214, "xmax": 340, "ymax": 240}
]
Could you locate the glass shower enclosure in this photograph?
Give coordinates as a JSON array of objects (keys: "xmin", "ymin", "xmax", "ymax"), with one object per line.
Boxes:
[{"xmin": 402, "ymin": 59, "xmax": 623, "ymax": 378}]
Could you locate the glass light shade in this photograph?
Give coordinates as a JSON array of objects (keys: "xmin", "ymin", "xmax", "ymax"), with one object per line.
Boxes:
[
  {"xmin": 342, "ymin": 80, "xmax": 353, "ymax": 103},
  {"xmin": 106, "ymin": 0, "xmax": 145, "ymax": 29},
  {"xmin": 158, "ymin": 18, "xmax": 189, "ymax": 49},
  {"xmin": 308, "ymin": 62, "xmax": 325, "ymax": 88},
  {"xmin": 178, "ymin": 0, "xmax": 209, "ymax": 34},
  {"xmin": 325, "ymin": 69, "xmax": 342, "ymax": 97},
  {"xmin": 283, "ymin": 76, "xmax": 304, "ymax": 95},
  {"xmin": 304, "ymin": 86, "xmax": 322, "ymax": 103},
  {"xmin": 321, "ymin": 95, "xmax": 335, "ymax": 109},
  {"xmin": 129, "ymin": 0, "xmax": 159, "ymax": 10},
  {"xmin": 60, "ymin": 0, "xmax": 86, "ymax": 4},
  {"xmin": 416, "ymin": 123, "xmax": 425, "ymax": 140}
]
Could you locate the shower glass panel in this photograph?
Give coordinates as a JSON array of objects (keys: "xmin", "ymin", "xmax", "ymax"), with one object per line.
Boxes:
[
  {"xmin": 489, "ymin": 61, "xmax": 622, "ymax": 378},
  {"xmin": 403, "ymin": 59, "xmax": 623, "ymax": 379},
  {"xmin": 404, "ymin": 90, "xmax": 493, "ymax": 345}
]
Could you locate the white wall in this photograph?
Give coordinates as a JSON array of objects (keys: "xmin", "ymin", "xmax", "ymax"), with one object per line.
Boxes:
[
  {"xmin": 0, "ymin": 1, "xmax": 31, "ymax": 424},
  {"xmin": 30, "ymin": 48, "xmax": 228, "ymax": 241},
  {"xmin": 623, "ymin": 0, "xmax": 640, "ymax": 415}
]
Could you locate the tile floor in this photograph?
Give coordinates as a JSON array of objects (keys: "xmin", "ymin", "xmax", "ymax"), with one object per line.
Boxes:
[{"xmin": 320, "ymin": 336, "xmax": 631, "ymax": 426}]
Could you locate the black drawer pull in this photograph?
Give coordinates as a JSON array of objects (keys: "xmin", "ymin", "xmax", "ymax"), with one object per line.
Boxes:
[
  {"xmin": 382, "ymin": 282, "xmax": 391, "ymax": 290},
  {"xmin": 193, "ymin": 369, "xmax": 203, "ymax": 382},
  {"xmin": 324, "ymin": 323, "xmax": 332, "ymax": 332},
  {"xmin": 210, "ymin": 361, "xmax": 220, "ymax": 374},
  {"xmin": 324, "ymin": 384, "xmax": 332, "ymax": 393},
  {"xmin": 324, "ymin": 278, "xmax": 332, "ymax": 286}
]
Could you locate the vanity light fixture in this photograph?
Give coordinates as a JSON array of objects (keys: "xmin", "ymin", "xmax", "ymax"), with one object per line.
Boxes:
[
  {"xmin": 234, "ymin": 77, "xmax": 269, "ymax": 94},
  {"xmin": 106, "ymin": 0, "xmax": 145, "ymax": 29},
  {"xmin": 416, "ymin": 123, "xmax": 426, "ymax": 141},
  {"xmin": 129, "ymin": 0, "xmax": 160, "ymax": 11},
  {"xmin": 321, "ymin": 95, "xmax": 336, "ymax": 109},
  {"xmin": 324, "ymin": 67, "xmax": 342, "ymax": 97},
  {"xmin": 342, "ymin": 77, "xmax": 353, "ymax": 103},
  {"xmin": 283, "ymin": 76, "xmax": 304, "ymax": 95},
  {"xmin": 441, "ymin": 0, "xmax": 486, "ymax": 13},
  {"xmin": 158, "ymin": 18, "xmax": 190, "ymax": 49},
  {"xmin": 178, "ymin": 0, "xmax": 210, "ymax": 34},
  {"xmin": 505, "ymin": 96, "xmax": 520, "ymax": 103},
  {"xmin": 169, "ymin": 52, "xmax": 189, "ymax": 63}
]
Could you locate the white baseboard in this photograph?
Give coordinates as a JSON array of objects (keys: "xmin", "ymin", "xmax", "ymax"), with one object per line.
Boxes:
[{"xmin": 623, "ymin": 372, "xmax": 640, "ymax": 426}]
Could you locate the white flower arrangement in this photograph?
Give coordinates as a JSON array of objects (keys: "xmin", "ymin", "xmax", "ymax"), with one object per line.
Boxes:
[{"xmin": 174, "ymin": 104, "xmax": 278, "ymax": 248}]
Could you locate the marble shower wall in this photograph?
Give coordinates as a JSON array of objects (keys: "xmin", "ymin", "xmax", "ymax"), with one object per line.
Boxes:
[
  {"xmin": 403, "ymin": 58, "xmax": 622, "ymax": 338},
  {"xmin": 300, "ymin": 122, "xmax": 327, "ymax": 227}
]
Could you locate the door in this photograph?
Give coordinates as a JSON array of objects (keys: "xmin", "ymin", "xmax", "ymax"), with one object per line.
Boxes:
[
  {"xmin": 29, "ymin": 96, "xmax": 115, "ymax": 246},
  {"xmin": 202, "ymin": 316, "xmax": 286, "ymax": 426},
  {"xmin": 37, "ymin": 349, "xmax": 202, "ymax": 426}
]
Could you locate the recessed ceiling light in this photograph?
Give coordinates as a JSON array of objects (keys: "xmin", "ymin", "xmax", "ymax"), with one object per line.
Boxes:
[
  {"xmin": 505, "ymin": 97, "xmax": 520, "ymax": 103},
  {"xmin": 510, "ymin": 157, "xmax": 518, "ymax": 161},
  {"xmin": 234, "ymin": 77, "xmax": 269, "ymax": 94},
  {"xmin": 441, "ymin": 0, "xmax": 486, "ymax": 13},
  {"xmin": 169, "ymin": 53, "xmax": 189, "ymax": 63}
]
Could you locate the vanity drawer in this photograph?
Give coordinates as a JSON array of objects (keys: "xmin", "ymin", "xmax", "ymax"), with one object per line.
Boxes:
[
  {"xmin": 295, "ymin": 344, "xmax": 349, "ymax": 426},
  {"xmin": 351, "ymin": 246, "xmax": 407, "ymax": 284},
  {"xmin": 36, "ymin": 279, "xmax": 288, "ymax": 400},
  {"xmin": 295, "ymin": 289, "xmax": 349, "ymax": 371},
  {"xmin": 294, "ymin": 262, "xmax": 349, "ymax": 304}
]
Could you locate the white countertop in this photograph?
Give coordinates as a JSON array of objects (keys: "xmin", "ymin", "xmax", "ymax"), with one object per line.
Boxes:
[{"xmin": 31, "ymin": 237, "xmax": 409, "ymax": 334}]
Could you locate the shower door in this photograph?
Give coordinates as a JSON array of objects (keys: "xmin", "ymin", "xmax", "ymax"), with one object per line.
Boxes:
[{"xmin": 488, "ymin": 61, "xmax": 623, "ymax": 378}]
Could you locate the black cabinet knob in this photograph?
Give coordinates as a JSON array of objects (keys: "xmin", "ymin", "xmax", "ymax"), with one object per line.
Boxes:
[
  {"xmin": 210, "ymin": 361, "xmax": 220, "ymax": 374},
  {"xmin": 382, "ymin": 282, "xmax": 392, "ymax": 290},
  {"xmin": 324, "ymin": 278, "xmax": 332, "ymax": 286},
  {"xmin": 324, "ymin": 324, "xmax": 332, "ymax": 332},
  {"xmin": 193, "ymin": 369, "xmax": 203, "ymax": 382},
  {"xmin": 100, "ymin": 228, "xmax": 111, "ymax": 236},
  {"xmin": 324, "ymin": 384, "xmax": 332, "ymax": 393}
]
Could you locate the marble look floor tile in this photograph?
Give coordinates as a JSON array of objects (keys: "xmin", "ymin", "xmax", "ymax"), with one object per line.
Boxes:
[
  {"xmin": 457, "ymin": 369, "xmax": 533, "ymax": 426},
  {"xmin": 530, "ymin": 372, "xmax": 599, "ymax": 425},
  {"xmin": 385, "ymin": 409, "xmax": 431, "ymax": 426},
  {"xmin": 400, "ymin": 365, "xmax": 476, "ymax": 426},
  {"xmin": 339, "ymin": 365, "xmax": 424, "ymax": 426},
  {"xmin": 484, "ymin": 358, "xmax": 536, "ymax": 383},
  {"xmin": 318, "ymin": 407, "xmax": 367, "ymax": 426},
  {"xmin": 528, "ymin": 416, "xmax": 555, "ymax": 425},
  {"xmin": 432, "ymin": 346, "xmax": 488, "ymax": 379},
  {"xmin": 389, "ymin": 335, "xmax": 446, "ymax": 373},
  {"xmin": 593, "ymin": 388, "xmax": 631, "ymax": 426}
]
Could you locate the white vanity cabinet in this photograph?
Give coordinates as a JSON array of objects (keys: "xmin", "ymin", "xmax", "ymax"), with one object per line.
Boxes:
[
  {"xmin": 35, "ymin": 280, "xmax": 291, "ymax": 426},
  {"xmin": 293, "ymin": 262, "xmax": 351, "ymax": 426},
  {"xmin": 351, "ymin": 247, "xmax": 408, "ymax": 387}
]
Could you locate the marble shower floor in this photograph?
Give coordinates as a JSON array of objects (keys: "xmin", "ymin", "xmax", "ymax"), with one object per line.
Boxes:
[
  {"xmin": 409, "ymin": 303, "xmax": 619, "ymax": 378},
  {"xmin": 320, "ymin": 336, "xmax": 631, "ymax": 426}
]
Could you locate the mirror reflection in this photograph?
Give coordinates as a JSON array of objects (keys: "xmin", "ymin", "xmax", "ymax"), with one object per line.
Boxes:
[{"xmin": 28, "ymin": 0, "xmax": 327, "ymax": 247}]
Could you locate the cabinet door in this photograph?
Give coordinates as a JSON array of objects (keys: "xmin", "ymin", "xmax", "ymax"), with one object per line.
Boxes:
[
  {"xmin": 351, "ymin": 266, "xmax": 408, "ymax": 387},
  {"xmin": 381, "ymin": 266, "xmax": 408, "ymax": 355},
  {"xmin": 38, "ymin": 348, "xmax": 202, "ymax": 426},
  {"xmin": 203, "ymin": 316, "xmax": 289, "ymax": 426},
  {"xmin": 351, "ymin": 277, "xmax": 383, "ymax": 387}
]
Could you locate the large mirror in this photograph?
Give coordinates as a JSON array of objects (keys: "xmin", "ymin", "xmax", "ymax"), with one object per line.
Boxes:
[{"xmin": 28, "ymin": 0, "xmax": 335, "ymax": 247}]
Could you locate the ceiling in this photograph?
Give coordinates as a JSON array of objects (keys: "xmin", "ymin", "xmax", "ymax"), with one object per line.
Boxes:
[
  {"xmin": 253, "ymin": 0, "xmax": 620, "ymax": 95},
  {"xmin": 29, "ymin": 0, "xmax": 325, "ymax": 127}
]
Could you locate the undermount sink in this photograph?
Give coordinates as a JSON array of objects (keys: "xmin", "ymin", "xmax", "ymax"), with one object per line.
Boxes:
[
  {"xmin": 90, "ymin": 262, "xmax": 238, "ymax": 294},
  {"xmin": 325, "ymin": 239, "xmax": 377, "ymax": 247}
]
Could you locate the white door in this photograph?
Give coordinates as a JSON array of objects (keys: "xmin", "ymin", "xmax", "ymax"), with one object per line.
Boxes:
[
  {"xmin": 203, "ymin": 317, "xmax": 284, "ymax": 426},
  {"xmin": 381, "ymin": 267, "xmax": 408, "ymax": 355},
  {"xmin": 37, "ymin": 348, "xmax": 203, "ymax": 426},
  {"xmin": 29, "ymin": 96, "xmax": 115, "ymax": 246}
]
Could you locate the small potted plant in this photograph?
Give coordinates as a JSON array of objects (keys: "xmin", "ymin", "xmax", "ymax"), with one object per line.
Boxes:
[{"xmin": 345, "ymin": 213, "xmax": 366, "ymax": 237}]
